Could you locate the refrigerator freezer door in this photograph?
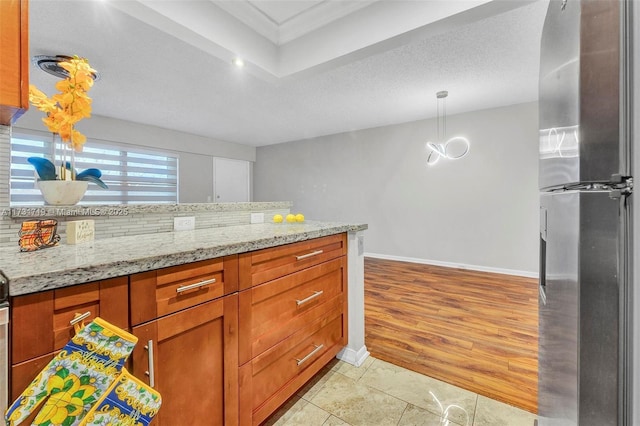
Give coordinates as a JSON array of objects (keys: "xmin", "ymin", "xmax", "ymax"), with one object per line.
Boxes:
[
  {"xmin": 539, "ymin": 0, "xmax": 580, "ymax": 189},
  {"xmin": 580, "ymin": 0, "xmax": 629, "ymax": 181},
  {"xmin": 539, "ymin": 190, "xmax": 624, "ymax": 426},
  {"xmin": 539, "ymin": 0, "xmax": 624, "ymax": 190},
  {"xmin": 578, "ymin": 191, "xmax": 622, "ymax": 425},
  {"xmin": 578, "ymin": 0, "xmax": 622, "ymax": 182},
  {"xmin": 539, "ymin": 191, "xmax": 579, "ymax": 426}
]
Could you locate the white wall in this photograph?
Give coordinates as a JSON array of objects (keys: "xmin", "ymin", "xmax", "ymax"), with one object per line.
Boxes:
[
  {"xmin": 13, "ymin": 109, "xmax": 256, "ymax": 203},
  {"xmin": 255, "ymin": 102, "xmax": 539, "ymax": 276}
]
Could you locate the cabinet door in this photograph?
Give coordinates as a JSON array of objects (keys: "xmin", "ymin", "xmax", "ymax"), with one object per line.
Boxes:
[
  {"xmin": 0, "ymin": 0, "xmax": 29, "ymax": 124},
  {"xmin": 11, "ymin": 276, "xmax": 129, "ymax": 364},
  {"xmin": 132, "ymin": 294, "xmax": 239, "ymax": 426},
  {"xmin": 11, "ymin": 352, "xmax": 55, "ymax": 401}
]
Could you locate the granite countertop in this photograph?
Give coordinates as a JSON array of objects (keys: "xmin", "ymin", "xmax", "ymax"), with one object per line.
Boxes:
[{"xmin": 1, "ymin": 221, "xmax": 367, "ymax": 296}]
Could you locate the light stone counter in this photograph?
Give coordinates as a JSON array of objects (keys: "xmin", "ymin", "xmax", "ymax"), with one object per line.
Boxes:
[{"xmin": 1, "ymin": 221, "xmax": 367, "ymax": 296}]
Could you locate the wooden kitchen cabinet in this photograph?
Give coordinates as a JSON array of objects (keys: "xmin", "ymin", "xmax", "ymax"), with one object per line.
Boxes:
[
  {"xmin": 0, "ymin": 0, "xmax": 29, "ymax": 125},
  {"xmin": 6, "ymin": 233, "xmax": 350, "ymax": 425},
  {"xmin": 238, "ymin": 233, "xmax": 348, "ymax": 426},
  {"xmin": 9, "ymin": 276, "xmax": 129, "ymax": 399},
  {"xmin": 10, "ymin": 352, "xmax": 54, "ymax": 402},
  {"xmin": 129, "ymin": 255, "xmax": 240, "ymax": 426},
  {"xmin": 132, "ymin": 294, "xmax": 239, "ymax": 426}
]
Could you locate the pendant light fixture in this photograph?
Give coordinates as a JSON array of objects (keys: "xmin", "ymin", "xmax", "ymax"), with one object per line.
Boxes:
[{"xmin": 426, "ymin": 90, "xmax": 469, "ymax": 166}]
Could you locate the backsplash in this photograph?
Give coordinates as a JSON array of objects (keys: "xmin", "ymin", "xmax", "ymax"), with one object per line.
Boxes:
[
  {"xmin": 0, "ymin": 124, "xmax": 290, "ymax": 248},
  {"xmin": 2, "ymin": 202, "xmax": 291, "ymax": 249},
  {"xmin": 0, "ymin": 126, "xmax": 10, "ymax": 209}
]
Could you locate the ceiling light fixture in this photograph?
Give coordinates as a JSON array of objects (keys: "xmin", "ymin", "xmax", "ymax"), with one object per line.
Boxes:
[
  {"xmin": 32, "ymin": 55, "xmax": 101, "ymax": 81},
  {"xmin": 426, "ymin": 90, "xmax": 469, "ymax": 166},
  {"xmin": 231, "ymin": 57, "xmax": 245, "ymax": 68}
]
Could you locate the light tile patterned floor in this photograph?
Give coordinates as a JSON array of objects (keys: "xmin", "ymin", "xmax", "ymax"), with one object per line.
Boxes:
[{"xmin": 264, "ymin": 357, "xmax": 537, "ymax": 426}]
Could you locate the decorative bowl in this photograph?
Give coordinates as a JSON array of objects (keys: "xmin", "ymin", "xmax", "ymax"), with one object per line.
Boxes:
[{"xmin": 37, "ymin": 180, "xmax": 89, "ymax": 205}]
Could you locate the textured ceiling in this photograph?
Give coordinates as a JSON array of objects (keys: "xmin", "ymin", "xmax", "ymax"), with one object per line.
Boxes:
[{"xmin": 27, "ymin": 0, "xmax": 549, "ymax": 147}]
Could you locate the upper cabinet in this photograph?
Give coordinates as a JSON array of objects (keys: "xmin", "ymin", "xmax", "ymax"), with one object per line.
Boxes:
[{"xmin": 0, "ymin": 0, "xmax": 29, "ymax": 125}]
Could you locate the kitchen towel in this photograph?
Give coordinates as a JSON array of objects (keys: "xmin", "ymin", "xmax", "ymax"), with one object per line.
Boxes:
[
  {"xmin": 3, "ymin": 316, "xmax": 159, "ymax": 426},
  {"xmin": 80, "ymin": 369, "xmax": 161, "ymax": 426}
]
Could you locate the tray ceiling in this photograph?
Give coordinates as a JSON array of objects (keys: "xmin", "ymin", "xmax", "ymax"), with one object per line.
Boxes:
[{"xmin": 26, "ymin": 0, "xmax": 549, "ymax": 147}]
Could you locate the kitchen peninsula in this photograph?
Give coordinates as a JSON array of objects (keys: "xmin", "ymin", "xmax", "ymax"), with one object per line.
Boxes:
[{"xmin": 2, "ymin": 210, "xmax": 367, "ymax": 426}]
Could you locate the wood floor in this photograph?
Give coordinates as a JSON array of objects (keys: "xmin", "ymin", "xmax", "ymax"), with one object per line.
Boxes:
[{"xmin": 364, "ymin": 257, "xmax": 538, "ymax": 414}]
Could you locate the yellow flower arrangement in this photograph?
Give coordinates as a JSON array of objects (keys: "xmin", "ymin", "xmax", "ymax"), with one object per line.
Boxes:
[
  {"xmin": 26, "ymin": 56, "xmax": 107, "ymax": 189},
  {"xmin": 28, "ymin": 56, "xmax": 96, "ymax": 152}
]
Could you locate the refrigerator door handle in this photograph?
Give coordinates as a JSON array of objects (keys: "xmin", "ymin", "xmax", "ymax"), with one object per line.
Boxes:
[
  {"xmin": 539, "ymin": 236, "xmax": 547, "ymax": 305},
  {"xmin": 539, "ymin": 207, "xmax": 547, "ymax": 305}
]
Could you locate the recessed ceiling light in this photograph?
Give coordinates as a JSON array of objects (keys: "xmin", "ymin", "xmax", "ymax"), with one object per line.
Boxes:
[
  {"xmin": 32, "ymin": 55, "xmax": 101, "ymax": 81},
  {"xmin": 231, "ymin": 57, "xmax": 245, "ymax": 68}
]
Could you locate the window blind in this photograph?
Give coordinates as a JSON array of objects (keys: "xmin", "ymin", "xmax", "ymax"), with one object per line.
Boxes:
[{"xmin": 10, "ymin": 134, "xmax": 178, "ymax": 206}]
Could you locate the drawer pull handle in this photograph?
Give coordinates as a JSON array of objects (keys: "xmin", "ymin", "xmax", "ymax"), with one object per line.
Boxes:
[
  {"xmin": 296, "ymin": 291, "xmax": 324, "ymax": 306},
  {"xmin": 176, "ymin": 278, "xmax": 217, "ymax": 294},
  {"xmin": 296, "ymin": 344, "xmax": 324, "ymax": 366},
  {"xmin": 295, "ymin": 250, "xmax": 324, "ymax": 261},
  {"xmin": 69, "ymin": 311, "xmax": 91, "ymax": 326},
  {"xmin": 144, "ymin": 340, "xmax": 155, "ymax": 387}
]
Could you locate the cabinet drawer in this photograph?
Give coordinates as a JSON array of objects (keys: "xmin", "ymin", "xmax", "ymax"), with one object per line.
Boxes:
[
  {"xmin": 11, "ymin": 277, "xmax": 129, "ymax": 364},
  {"xmin": 240, "ymin": 309, "xmax": 345, "ymax": 424},
  {"xmin": 239, "ymin": 257, "xmax": 346, "ymax": 364},
  {"xmin": 239, "ymin": 233, "xmax": 347, "ymax": 289},
  {"xmin": 130, "ymin": 255, "xmax": 238, "ymax": 326}
]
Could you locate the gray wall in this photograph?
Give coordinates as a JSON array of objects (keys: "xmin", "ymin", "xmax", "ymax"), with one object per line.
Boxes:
[
  {"xmin": 255, "ymin": 102, "xmax": 539, "ymax": 276},
  {"xmin": 14, "ymin": 109, "xmax": 256, "ymax": 203},
  {"xmin": 179, "ymin": 152, "xmax": 214, "ymax": 203}
]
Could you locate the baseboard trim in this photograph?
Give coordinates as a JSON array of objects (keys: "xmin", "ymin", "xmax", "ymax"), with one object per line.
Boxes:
[
  {"xmin": 364, "ymin": 252, "xmax": 538, "ymax": 279},
  {"xmin": 336, "ymin": 345, "xmax": 370, "ymax": 367}
]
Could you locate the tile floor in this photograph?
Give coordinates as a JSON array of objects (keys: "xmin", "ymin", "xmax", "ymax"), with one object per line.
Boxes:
[{"xmin": 264, "ymin": 357, "xmax": 537, "ymax": 426}]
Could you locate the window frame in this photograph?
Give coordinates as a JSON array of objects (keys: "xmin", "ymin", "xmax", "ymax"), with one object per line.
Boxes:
[{"xmin": 10, "ymin": 130, "xmax": 179, "ymax": 206}]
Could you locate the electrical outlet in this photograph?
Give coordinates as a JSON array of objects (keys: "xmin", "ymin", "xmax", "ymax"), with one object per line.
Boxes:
[
  {"xmin": 250, "ymin": 213, "xmax": 264, "ymax": 224},
  {"xmin": 174, "ymin": 216, "xmax": 195, "ymax": 231}
]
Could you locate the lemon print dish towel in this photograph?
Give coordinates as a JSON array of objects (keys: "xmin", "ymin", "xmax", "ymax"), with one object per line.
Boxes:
[{"xmin": 5, "ymin": 316, "xmax": 162, "ymax": 426}]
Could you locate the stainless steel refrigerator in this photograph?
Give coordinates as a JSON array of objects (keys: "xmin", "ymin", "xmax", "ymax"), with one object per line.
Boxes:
[{"xmin": 538, "ymin": 0, "xmax": 633, "ymax": 425}]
